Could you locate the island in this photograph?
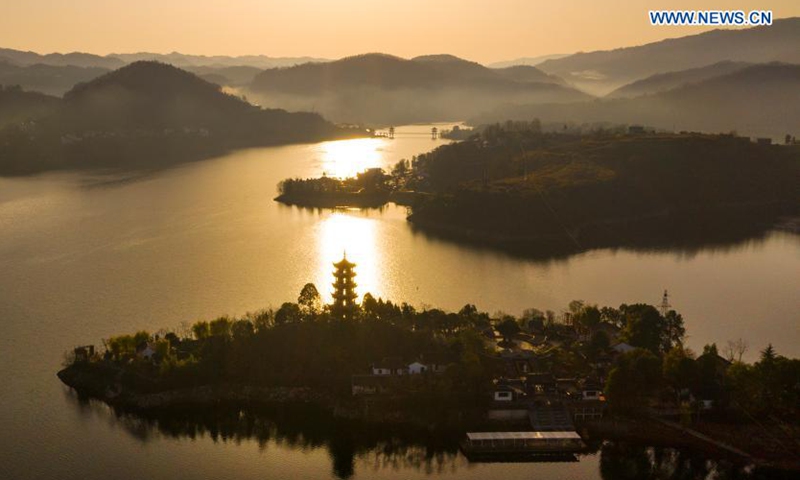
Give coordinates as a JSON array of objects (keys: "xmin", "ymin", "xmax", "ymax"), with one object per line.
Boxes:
[
  {"xmin": 59, "ymin": 257, "xmax": 800, "ymax": 473},
  {"xmin": 275, "ymin": 121, "xmax": 800, "ymax": 256}
]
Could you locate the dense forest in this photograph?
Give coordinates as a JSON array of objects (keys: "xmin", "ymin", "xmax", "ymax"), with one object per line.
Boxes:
[{"xmin": 402, "ymin": 122, "xmax": 800, "ymax": 252}]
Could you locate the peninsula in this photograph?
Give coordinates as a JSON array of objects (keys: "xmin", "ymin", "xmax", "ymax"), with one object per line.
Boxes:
[
  {"xmin": 59, "ymin": 259, "xmax": 800, "ymax": 472},
  {"xmin": 276, "ymin": 122, "xmax": 800, "ymax": 255}
]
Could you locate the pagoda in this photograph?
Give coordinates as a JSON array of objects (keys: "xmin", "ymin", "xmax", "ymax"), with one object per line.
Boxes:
[{"xmin": 331, "ymin": 253, "xmax": 357, "ymax": 319}]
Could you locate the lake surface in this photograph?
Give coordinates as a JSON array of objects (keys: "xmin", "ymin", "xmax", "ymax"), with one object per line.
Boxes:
[{"xmin": 1, "ymin": 124, "xmax": 798, "ymax": 479}]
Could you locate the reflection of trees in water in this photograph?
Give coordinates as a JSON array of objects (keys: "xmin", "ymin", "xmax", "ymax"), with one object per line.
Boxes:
[
  {"xmin": 356, "ymin": 441, "xmax": 465, "ymax": 477},
  {"xmin": 66, "ymin": 391, "xmax": 460, "ymax": 479},
  {"xmin": 66, "ymin": 392, "xmax": 785, "ymax": 480},
  {"xmin": 599, "ymin": 441, "xmax": 771, "ymax": 480}
]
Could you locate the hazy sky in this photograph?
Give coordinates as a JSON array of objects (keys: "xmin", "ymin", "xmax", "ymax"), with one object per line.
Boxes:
[{"xmin": 2, "ymin": 1, "xmax": 799, "ymax": 63}]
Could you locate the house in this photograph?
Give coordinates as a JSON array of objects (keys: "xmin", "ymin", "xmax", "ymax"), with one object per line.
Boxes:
[
  {"xmin": 407, "ymin": 361, "xmax": 428, "ymax": 375},
  {"xmin": 628, "ymin": 125, "xmax": 646, "ymax": 134},
  {"xmin": 755, "ymin": 137, "xmax": 772, "ymax": 145},
  {"xmin": 371, "ymin": 357, "xmax": 407, "ymax": 376},
  {"xmin": 580, "ymin": 380, "xmax": 604, "ymax": 401}
]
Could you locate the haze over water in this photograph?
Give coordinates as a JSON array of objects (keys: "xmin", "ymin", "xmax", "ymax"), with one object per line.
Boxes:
[{"xmin": 1, "ymin": 124, "xmax": 798, "ymax": 479}]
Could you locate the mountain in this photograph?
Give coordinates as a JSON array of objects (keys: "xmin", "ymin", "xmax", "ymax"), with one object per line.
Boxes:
[
  {"xmin": 0, "ymin": 62, "xmax": 359, "ymax": 175},
  {"xmin": 184, "ymin": 65, "xmax": 263, "ymax": 87},
  {"xmin": 0, "ymin": 48, "xmax": 124, "ymax": 69},
  {"xmin": 487, "ymin": 54, "xmax": 570, "ymax": 68},
  {"xmin": 493, "ymin": 65, "xmax": 567, "ymax": 86},
  {"xmin": 537, "ymin": 17, "xmax": 800, "ymax": 95},
  {"xmin": 0, "ymin": 85, "xmax": 59, "ymax": 128},
  {"xmin": 473, "ymin": 63, "xmax": 800, "ymax": 139},
  {"xmin": 606, "ymin": 61, "xmax": 752, "ymax": 98},
  {"xmin": 248, "ymin": 53, "xmax": 591, "ymax": 124},
  {"xmin": 109, "ymin": 52, "xmax": 327, "ymax": 69},
  {"xmin": 0, "ymin": 60, "xmax": 109, "ymax": 96}
]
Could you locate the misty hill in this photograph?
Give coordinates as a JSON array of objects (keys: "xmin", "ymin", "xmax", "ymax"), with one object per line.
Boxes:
[
  {"xmin": 537, "ymin": 17, "xmax": 800, "ymax": 95},
  {"xmin": 0, "ymin": 48, "xmax": 124, "ymax": 69},
  {"xmin": 607, "ymin": 61, "xmax": 752, "ymax": 98},
  {"xmin": 109, "ymin": 52, "xmax": 328, "ymax": 69},
  {"xmin": 487, "ymin": 54, "xmax": 570, "ymax": 68},
  {"xmin": 0, "ymin": 62, "xmax": 360, "ymax": 175},
  {"xmin": 493, "ymin": 65, "xmax": 567, "ymax": 86},
  {"xmin": 0, "ymin": 85, "xmax": 59, "ymax": 128},
  {"xmin": 248, "ymin": 53, "xmax": 589, "ymax": 124},
  {"xmin": 0, "ymin": 60, "xmax": 109, "ymax": 96},
  {"xmin": 185, "ymin": 65, "xmax": 265, "ymax": 87},
  {"xmin": 473, "ymin": 63, "xmax": 800, "ymax": 139}
]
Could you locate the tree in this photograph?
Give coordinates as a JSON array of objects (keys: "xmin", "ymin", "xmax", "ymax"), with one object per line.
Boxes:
[
  {"xmin": 723, "ymin": 338, "xmax": 748, "ymax": 362},
  {"xmin": 297, "ymin": 283, "xmax": 321, "ymax": 315},
  {"xmin": 192, "ymin": 321, "xmax": 210, "ymax": 340},
  {"xmin": 587, "ymin": 330, "xmax": 611, "ymax": 360},
  {"xmin": 620, "ymin": 304, "xmax": 664, "ymax": 353},
  {"xmin": 661, "ymin": 310, "xmax": 685, "ymax": 351},
  {"xmin": 574, "ymin": 305, "xmax": 601, "ymax": 334},
  {"xmin": 210, "ymin": 316, "xmax": 232, "ymax": 337},
  {"xmin": 606, "ymin": 348, "xmax": 662, "ymax": 410},
  {"xmin": 496, "ymin": 316, "xmax": 521, "ymax": 343},
  {"xmin": 662, "ymin": 347, "xmax": 697, "ymax": 392},
  {"xmin": 232, "ymin": 319, "xmax": 255, "ymax": 340},
  {"xmin": 275, "ymin": 302, "xmax": 302, "ymax": 325},
  {"xmin": 361, "ymin": 292, "xmax": 378, "ymax": 317}
]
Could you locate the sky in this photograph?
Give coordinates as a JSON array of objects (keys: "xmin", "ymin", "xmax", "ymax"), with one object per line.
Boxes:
[{"xmin": 2, "ymin": 0, "xmax": 799, "ymax": 63}]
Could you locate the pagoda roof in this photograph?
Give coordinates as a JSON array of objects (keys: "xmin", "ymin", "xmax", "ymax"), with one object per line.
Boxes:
[{"xmin": 333, "ymin": 255, "xmax": 356, "ymax": 268}]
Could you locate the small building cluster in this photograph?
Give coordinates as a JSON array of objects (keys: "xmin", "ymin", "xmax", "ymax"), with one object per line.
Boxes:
[{"xmin": 351, "ymin": 356, "xmax": 450, "ymax": 395}]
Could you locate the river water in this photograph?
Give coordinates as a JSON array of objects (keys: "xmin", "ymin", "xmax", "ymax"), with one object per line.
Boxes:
[{"xmin": 1, "ymin": 124, "xmax": 798, "ymax": 479}]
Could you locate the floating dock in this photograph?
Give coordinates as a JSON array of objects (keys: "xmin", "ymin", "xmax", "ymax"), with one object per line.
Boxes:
[{"xmin": 461, "ymin": 431, "xmax": 585, "ymax": 460}]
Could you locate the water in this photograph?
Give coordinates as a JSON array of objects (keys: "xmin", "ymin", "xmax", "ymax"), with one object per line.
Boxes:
[{"xmin": 0, "ymin": 124, "xmax": 798, "ymax": 479}]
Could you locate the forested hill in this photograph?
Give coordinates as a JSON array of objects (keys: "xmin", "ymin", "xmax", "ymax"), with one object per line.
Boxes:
[
  {"xmin": 0, "ymin": 85, "xmax": 59, "ymax": 128},
  {"xmin": 0, "ymin": 62, "xmax": 362, "ymax": 175},
  {"xmin": 405, "ymin": 124, "xmax": 800, "ymax": 251},
  {"xmin": 473, "ymin": 63, "xmax": 800, "ymax": 139},
  {"xmin": 247, "ymin": 53, "xmax": 588, "ymax": 124}
]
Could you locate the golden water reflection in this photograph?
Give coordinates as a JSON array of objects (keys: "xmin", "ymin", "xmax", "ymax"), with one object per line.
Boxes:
[
  {"xmin": 317, "ymin": 137, "xmax": 385, "ymax": 178},
  {"xmin": 317, "ymin": 211, "xmax": 380, "ymax": 303}
]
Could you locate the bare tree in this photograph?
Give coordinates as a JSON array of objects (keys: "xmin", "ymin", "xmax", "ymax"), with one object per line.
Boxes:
[{"xmin": 723, "ymin": 338, "xmax": 749, "ymax": 362}]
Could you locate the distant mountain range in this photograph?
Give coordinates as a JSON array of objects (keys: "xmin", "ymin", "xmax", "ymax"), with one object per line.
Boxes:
[
  {"xmin": 537, "ymin": 17, "xmax": 800, "ymax": 95},
  {"xmin": 0, "ymin": 60, "xmax": 110, "ymax": 96},
  {"xmin": 248, "ymin": 53, "xmax": 587, "ymax": 124},
  {"xmin": 606, "ymin": 61, "xmax": 752, "ymax": 98},
  {"xmin": 1, "ymin": 18, "xmax": 798, "ymax": 135},
  {"xmin": 108, "ymin": 52, "xmax": 327, "ymax": 69},
  {"xmin": 0, "ymin": 48, "xmax": 124, "ymax": 69},
  {"xmin": 473, "ymin": 63, "xmax": 800, "ymax": 139}
]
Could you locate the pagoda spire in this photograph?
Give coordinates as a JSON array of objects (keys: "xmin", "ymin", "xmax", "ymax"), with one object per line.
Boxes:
[{"xmin": 331, "ymin": 252, "xmax": 357, "ymax": 320}]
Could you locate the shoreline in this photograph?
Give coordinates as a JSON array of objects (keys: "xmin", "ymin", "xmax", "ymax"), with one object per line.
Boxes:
[{"xmin": 58, "ymin": 364, "xmax": 799, "ymax": 472}]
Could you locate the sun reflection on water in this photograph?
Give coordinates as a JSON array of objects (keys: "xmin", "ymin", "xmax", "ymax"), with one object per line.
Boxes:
[
  {"xmin": 316, "ymin": 212, "xmax": 380, "ymax": 303},
  {"xmin": 317, "ymin": 137, "xmax": 385, "ymax": 179}
]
